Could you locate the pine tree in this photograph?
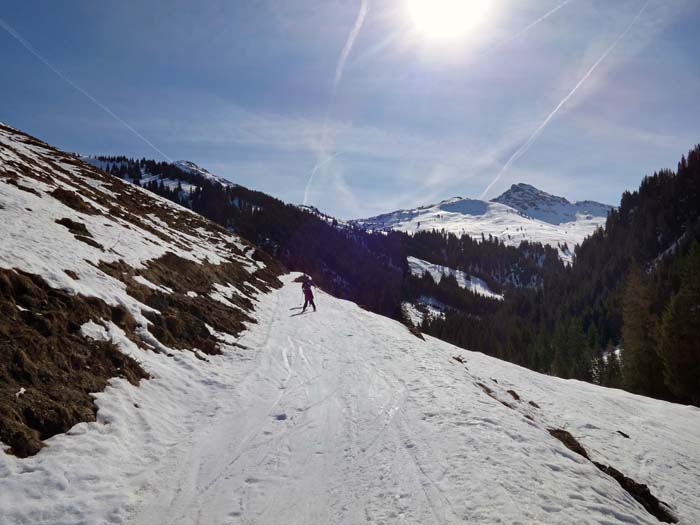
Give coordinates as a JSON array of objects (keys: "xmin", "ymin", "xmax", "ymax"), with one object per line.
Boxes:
[
  {"xmin": 659, "ymin": 242, "xmax": 700, "ymax": 403},
  {"xmin": 621, "ymin": 265, "xmax": 665, "ymax": 396}
]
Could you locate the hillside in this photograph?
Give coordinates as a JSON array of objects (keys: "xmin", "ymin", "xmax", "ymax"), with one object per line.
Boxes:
[
  {"xmin": 2, "ymin": 124, "xmax": 699, "ymax": 524},
  {"xmin": 0, "ymin": 122, "xmax": 281, "ymax": 456},
  {"xmin": 3, "ymin": 273, "xmax": 699, "ymax": 523},
  {"xmin": 352, "ymin": 187, "xmax": 612, "ymax": 263},
  {"xmin": 82, "ymin": 155, "xmax": 407, "ymax": 319},
  {"xmin": 423, "ymin": 145, "xmax": 700, "ymax": 404}
]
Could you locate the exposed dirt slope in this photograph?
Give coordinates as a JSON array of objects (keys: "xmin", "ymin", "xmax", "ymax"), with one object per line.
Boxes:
[{"xmin": 0, "ymin": 122, "xmax": 281, "ymax": 455}]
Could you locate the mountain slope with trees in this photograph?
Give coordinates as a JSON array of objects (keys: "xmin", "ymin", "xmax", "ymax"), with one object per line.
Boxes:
[
  {"xmin": 424, "ymin": 145, "xmax": 700, "ymax": 404},
  {"xmin": 86, "ymin": 147, "xmax": 700, "ymax": 406}
]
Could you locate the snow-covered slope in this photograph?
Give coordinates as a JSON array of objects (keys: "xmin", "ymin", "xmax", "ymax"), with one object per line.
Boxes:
[
  {"xmin": 83, "ymin": 157, "xmax": 235, "ymax": 192},
  {"xmin": 173, "ymin": 160, "xmax": 235, "ymax": 187},
  {"xmin": 3, "ymin": 272, "xmax": 698, "ymax": 524},
  {"xmin": 0, "ymin": 122, "xmax": 280, "ymax": 457},
  {"xmin": 352, "ymin": 186, "xmax": 613, "ymax": 263},
  {"xmin": 407, "ymin": 256, "xmax": 503, "ymax": 300}
]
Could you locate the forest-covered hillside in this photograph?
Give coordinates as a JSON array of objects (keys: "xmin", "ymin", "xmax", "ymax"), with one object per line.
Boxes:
[
  {"xmin": 91, "ymin": 148, "xmax": 700, "ymax": 406},
  {"xmin": 425, "ymin": 145, "xmax": 700, "ymax": 405}
]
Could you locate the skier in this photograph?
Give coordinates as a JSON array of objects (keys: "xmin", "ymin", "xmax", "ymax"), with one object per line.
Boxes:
[{"xmin": 301, "ymin": 275, "xmax": 316, "ymax": 313}]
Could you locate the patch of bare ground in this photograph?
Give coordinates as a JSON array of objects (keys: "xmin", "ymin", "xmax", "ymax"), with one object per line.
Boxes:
[
  {"xmin": 54, "ymin": 217, "xmax": 104, "ymax": 250},
  {"xmin": 0, "ymin": 268, "xmax": 147, "ymax": 458},
  {"xmin": 547, "ymin": 428, "xmax": 678, "ymax": 523},
  {"xmin": 5, "ymin": 178, "xmax": 41, "ymax": 197},
  {"xmin": 98, "ymin": 251, "xmax": 281, "ymax": 355},
  {"xmin": 469, "ymin": 369, "xmax": 678, "ymax": 523},
  {"xmin": 477, "ymin": 382, "xmax": 514, "ymax": 409},
  {"xmin": 50, "ymin": 188, "xmax": 100, "ymax": 215},
  {"xmin": 0, "ymin": 123, "xmax": 284, "ymax": 458},
  {"xmin": 406, "ymin": 325, "xmax": 424, "ymax": 340}
]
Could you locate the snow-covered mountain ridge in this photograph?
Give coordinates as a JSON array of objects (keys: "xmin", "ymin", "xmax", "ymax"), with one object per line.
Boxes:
[
  {"xmin": 352, "ymin": 185, "xmax": 613, "ymax": 263},
  {"xmin": 172, "ymin": 159, "xmax": 236, "ymax": 187},
  {"xmin": 83, "ymin": 156, "xmax": 235, "ymax": 196},
  {"xmin": 493, "ymin": 183, "xmax": 613, "ymax": 225}
]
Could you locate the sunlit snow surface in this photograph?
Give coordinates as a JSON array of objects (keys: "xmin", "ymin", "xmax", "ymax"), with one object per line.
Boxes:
[
  {"xmin": 354, "ymin": 196, "xmax": 609, "ymax": 264},
  {"xmin": 407, "ymin": 255, "xmax": 503, "ymax": 300},
  {"xmin": 0, "ymin": 124, "xmax": 261, "ymax": 329},
  {"xmin": 2, "ymin": 273, "xmax": 699, "ymax": 524}
]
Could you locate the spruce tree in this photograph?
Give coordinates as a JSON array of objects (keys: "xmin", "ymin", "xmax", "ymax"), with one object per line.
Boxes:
[
  {"xmin": 660, "ymin": 242, "xmax": 700, "ymax": 404},
  {"xmin": 621, "ymin": 265, "xmax": 665, "ymax": 396}
]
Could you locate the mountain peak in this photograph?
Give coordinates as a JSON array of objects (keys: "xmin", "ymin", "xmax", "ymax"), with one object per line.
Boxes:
[
  {"xmin": 495, "ymin": 183, "xmax": 570, "ymax": 207},
  {"xmin": 493, "ymin": 183, "xmax": 612, "ymax": 225},
  {"xmin": 509, "ymin": 183, "xmax": 543, "ymax": 193}
]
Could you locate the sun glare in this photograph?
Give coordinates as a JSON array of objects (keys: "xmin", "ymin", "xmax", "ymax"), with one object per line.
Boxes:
[{"xmin": 406, "ymin": 0, "xmax": 490, "ymax": 40}]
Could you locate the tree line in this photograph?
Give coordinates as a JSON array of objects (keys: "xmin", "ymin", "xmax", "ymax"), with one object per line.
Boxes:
[{"xmin": 96, "ymin": 147, "xmax": 700, "ymax": 406}]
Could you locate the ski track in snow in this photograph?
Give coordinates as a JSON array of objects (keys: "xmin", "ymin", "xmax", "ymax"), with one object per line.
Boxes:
[{"xmin": 2, "ymin": 274, "xmax": 700, "ymax": 524}]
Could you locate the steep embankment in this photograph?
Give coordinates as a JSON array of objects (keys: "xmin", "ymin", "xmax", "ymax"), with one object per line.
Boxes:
[
  {"xmin": 3, "ymin": 274, "xmax": 699, "ymax": 524},
  {"xmin": 0, "ymin": 123, "xmax": 281, "ymax": 457}
]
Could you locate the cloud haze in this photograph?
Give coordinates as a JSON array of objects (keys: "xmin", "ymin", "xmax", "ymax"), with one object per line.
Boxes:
[{"xmin": 1, "ymin": 0, "xmax": 698, "ymax": 218}]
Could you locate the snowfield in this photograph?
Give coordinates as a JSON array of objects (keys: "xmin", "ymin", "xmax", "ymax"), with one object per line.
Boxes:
[
  {"xmin": 353, "ymin": 190, "xmax": 612, "ymax": 263},
  {"xmin": 407, "ymin": 256, "xmax": 503, "ymax": 300},
  {"xmin": 2, "ymin": 274, "xmax": 699, "ymax": 524},
  {"xmin": 1, "ymin": 123, "xmax": 697, "ymax": 524}
]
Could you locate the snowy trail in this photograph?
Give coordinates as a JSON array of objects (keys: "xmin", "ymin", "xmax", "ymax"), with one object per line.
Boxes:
[
  {"xmin": 3, "ymin": 274, "xmax": 700, "ymax": 524},
  {"xmin": 127, "ymin": 275, "xmax": 698, "ymax": 524}
]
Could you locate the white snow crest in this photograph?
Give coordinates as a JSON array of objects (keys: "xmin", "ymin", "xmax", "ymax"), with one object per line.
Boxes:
[{"xmin": 354, "ymin": 191, "xmax": 611, "ymax": 263}]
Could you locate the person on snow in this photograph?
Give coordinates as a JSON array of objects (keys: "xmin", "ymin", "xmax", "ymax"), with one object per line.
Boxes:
[{"xmin": 301, "ymin": 275, "xmax": 316, "ymax": 312}]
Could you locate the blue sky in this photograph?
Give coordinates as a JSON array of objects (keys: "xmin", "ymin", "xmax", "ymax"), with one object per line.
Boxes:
[{"xmin": 1, "ymin": 1, "xmax": 698, "ymax": 219}]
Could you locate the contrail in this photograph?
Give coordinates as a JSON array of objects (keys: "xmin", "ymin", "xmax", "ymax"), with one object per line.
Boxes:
[
  {"xmin": 333, "ymin": 0, "xmax": 369, "ymax": 93},
  {"xmin": 347, "ymin": 29, "xmax": 401, "ymax": 72},
  {"xmin": 0, "ymin": 17, "xmax": 172, "ymax": 161},
  {"xmin": 304, "ymin": 0, "xmax": 368, "ymax": 205},
  {"xmin": 479, "ymin": 0, "xmax": 650, "ymax": 199},
  {"xmin": 489, "ymin": 0, "xmax": 575, "ymax": 52},
  {"xmin": 303, "ymin": 142, "xmax": 337, "ymax": 205}
]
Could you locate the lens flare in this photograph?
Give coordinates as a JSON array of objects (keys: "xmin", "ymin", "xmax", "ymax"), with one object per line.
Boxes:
[{"xmin": 406, "ymin": 0, "xmax": 490, "ymax": 40}]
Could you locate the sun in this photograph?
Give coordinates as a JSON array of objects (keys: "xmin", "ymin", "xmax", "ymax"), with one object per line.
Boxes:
[{"xmin": 406, "ymin": 0, "xmax": 490, "ymax": 40}]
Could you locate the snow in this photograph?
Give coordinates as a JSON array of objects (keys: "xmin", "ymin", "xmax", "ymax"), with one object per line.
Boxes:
[
  {"xmin": 83, "ymin": 157, "xmax": 234, "ymax": 197},
  {"xmin": 174, "ymin": 160, "xmax": 236, "ymax": 187},
  {"xmin": 2, "ymin": 125, "xmax": 698, "ymax": 523},
  {"xmin": 402, "ymin": 302, "xmax": 425, "ymax": 326},
  {"xmin": 133, "ymin": 275, "xmax": 174, "ymax": 295},
  {"xmin": 407, "ymin": 256, "xmax": 503, "ymax": 300},
  {"xmin": 3, "ymin": 273, "xmax": 698, "ymax": 524},
  {"xmin": 493, "ymin": 183, "xmax": 612, "ymax": 225},
  {"xmin": 401, "ymin": 296, "xmax": 448, "ymax": 326},
  {"xmin": 0, "ymin": 127, "xmax": 262, "ymax": 318},
  {"xmin": 208, "ymin": 282, "xmax": 248, "ymax": 310},
  {"xmin": 353, "ymin": 189, "xmax": 612, "ymax": 263}
]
